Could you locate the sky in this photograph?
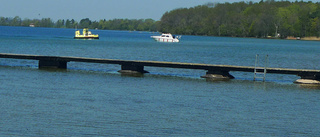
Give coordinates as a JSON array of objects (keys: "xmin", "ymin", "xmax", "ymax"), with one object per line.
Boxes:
[{"xmin": 1, "ymin": 0, "xmax": 320, "ymax": 21}]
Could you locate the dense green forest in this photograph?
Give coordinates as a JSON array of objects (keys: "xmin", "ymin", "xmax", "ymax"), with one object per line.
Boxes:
[
  {"xmin": 160, "ymin": 0, "xmax": 320, "ymax": 38},
  {"xmin": 2, "ymin": 0, "xmax": 320, "ymax": 38}
]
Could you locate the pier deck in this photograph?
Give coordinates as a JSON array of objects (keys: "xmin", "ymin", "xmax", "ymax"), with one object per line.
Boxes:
[{"xmin": 0, "ymin": 53, "xmax": 319, "ymax": 83}]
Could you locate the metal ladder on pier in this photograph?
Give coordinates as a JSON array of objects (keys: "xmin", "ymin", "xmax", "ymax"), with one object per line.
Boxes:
[{"xmin": 254, "ymin": 54, "xmax": 268, "ymax": 81}]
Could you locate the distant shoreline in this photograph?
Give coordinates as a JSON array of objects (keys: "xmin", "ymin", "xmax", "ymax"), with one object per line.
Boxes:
[{"xmin": 286, "ymin": 36, "xmax": 320, "ymax": 41}]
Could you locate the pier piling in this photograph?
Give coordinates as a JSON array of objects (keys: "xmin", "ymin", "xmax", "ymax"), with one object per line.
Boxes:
[
  {"xmin": 118, "ymin": 64, "xmax": 149, "ymax": 74},
  {"xmin": 38, "ymin": 60, "xmax": 67, "ymax": 69},
  {"xmin": 201, "ymin": 70, "xmax": 235, "ymax": 80},
  {"xmin": 294, "ymin": 72, "xmax": 320, "ymax": 84}
]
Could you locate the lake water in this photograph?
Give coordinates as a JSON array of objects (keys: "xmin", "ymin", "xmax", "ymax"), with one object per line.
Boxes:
[{"xmin": 0, "ymin": 26, "xmax": 319, "ymax": 136}]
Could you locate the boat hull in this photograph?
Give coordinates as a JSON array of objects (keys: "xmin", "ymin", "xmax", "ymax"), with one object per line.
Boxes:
[
  {"xmin": 151, "ymin": 36, "xmax": 179, "ymax": 42},
  {"xmin": 154, "ymin": 38, "xmax": 179, "ymax": 42},
  {"xmin": 74, "ymin": 36, "xmax": 99, "ymax": 39}
]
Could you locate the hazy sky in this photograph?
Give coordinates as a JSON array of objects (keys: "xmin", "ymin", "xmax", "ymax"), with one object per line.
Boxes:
[{"xmin": 1, "ymin": 0, "xmax": 319, "ymax": 21}]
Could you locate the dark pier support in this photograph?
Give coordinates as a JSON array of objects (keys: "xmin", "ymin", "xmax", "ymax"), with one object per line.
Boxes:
[
  {"xmin": 294, "ymin": 72, "xmax": 320, "ymax": 84},
  {"xmin": 118, "ymin": 64, "xmax": 149, "ymax": 74},
  {"xmin": 38, "ymin": 60, "xmax": 67, "ymax": 69},
  {"xmin": 201, "ymin": 70, "xmax": 235, "ymax": 80}
]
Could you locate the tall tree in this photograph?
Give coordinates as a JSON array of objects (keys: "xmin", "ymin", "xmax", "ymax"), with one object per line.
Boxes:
[{"xmin": 79, "ymin": 18, "xmax": 91, "ymax": 28}]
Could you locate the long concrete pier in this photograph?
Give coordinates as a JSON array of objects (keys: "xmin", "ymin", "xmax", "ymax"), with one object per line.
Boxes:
[{"xmin": 0, "ymin": 53, "xmax": 320, "ymax": 84}]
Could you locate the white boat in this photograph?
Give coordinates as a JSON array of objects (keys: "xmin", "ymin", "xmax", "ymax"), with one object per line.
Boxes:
[{"xmin": 151, "ymin": 33, "xmax": 181, "ymax": 42}]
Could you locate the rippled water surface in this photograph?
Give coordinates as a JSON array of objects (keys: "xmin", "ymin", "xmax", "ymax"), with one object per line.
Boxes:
[{"xmin": 0, "ymin": 26, "xmax": 320, "ymax": 136}]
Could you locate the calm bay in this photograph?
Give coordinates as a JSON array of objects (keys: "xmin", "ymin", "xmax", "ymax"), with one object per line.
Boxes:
[{"xmin": 0, "ymin": 26, "xmax": 319, "ymax": 136}]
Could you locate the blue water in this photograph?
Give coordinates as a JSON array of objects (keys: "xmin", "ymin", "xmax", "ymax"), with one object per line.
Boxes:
[{"xmin": 0, "ymin": 26, "xmax": 320, "ymax": 136}]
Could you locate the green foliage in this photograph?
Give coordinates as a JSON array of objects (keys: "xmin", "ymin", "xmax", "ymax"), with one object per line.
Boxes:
[
  {"xmin": 0, "ymin": 16, "xmax": 157, "ymax": 32},
  {"xmin": 159, "ymin": 1, "xmax": 320, "ymax": 38},
  {"xmin": 96, "ymin": 18, "xmax": 157, "ymax": 31},
  {"xmin": 79, "ymin": 18, "xmax": 91, "ymax": 28}
]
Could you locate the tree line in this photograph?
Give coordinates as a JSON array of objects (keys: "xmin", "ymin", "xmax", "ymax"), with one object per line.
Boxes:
[
  {"xmin": 2, "ymin": 0, "xmax": 320, "ymax": 38},
  {"xmin": 0, "ymin": 16, "xmax": 159, "ymax": 32},
  {"xmin": 159, "ymin": 0, "xmax": 320, "ymax": 38}
]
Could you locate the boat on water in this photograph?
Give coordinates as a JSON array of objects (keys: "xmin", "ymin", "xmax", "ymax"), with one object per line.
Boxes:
[
  {"xmin": 74, "ymin": 28, "xmax": 99, "ymax": 39},
  {"xmin": 151, "ymin": 33, "xmax": 181, "ymax": 42}
]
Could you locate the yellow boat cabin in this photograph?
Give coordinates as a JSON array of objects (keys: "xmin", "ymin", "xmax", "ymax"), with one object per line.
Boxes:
[{"xmin": 74, "ymin": 28, "xmax": 99, "ymax": 39}]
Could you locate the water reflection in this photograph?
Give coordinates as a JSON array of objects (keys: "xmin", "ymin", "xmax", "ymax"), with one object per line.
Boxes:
[
  {"xmin": 298, "ymin": 84, "xmax": 320, "ymax": 90},
  {"xmin": 204, "ymin": 78, "xmax": 231, "ymax": 82},
  {"xmin": 119, "ymin": 72, "xmax": 145, "ymax": 77}
]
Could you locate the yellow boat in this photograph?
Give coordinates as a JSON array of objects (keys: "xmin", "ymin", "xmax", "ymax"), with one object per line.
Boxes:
[{"xmin": 74, "ymin": 28, "xmax": 99, "ymax": 39}]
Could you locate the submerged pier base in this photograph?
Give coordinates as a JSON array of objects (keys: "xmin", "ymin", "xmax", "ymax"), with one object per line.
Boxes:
[
  {"xmin": 38, "ymin": 60, "xmax": 67, "ymax": 69},
  {"xmin": 294, "ymin": 73, "xmax": 320, "ymax": 84},
  {"xmin": 118, "ymin": 64, "xmax": 149, "ymax": 74},
  {"xmin": 201, "ymin": 70, "xmax": 235, "ymax": 80},
  {"xmin": 294, "ymin": 79, "xmax": 320, "ymax": 84}
]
